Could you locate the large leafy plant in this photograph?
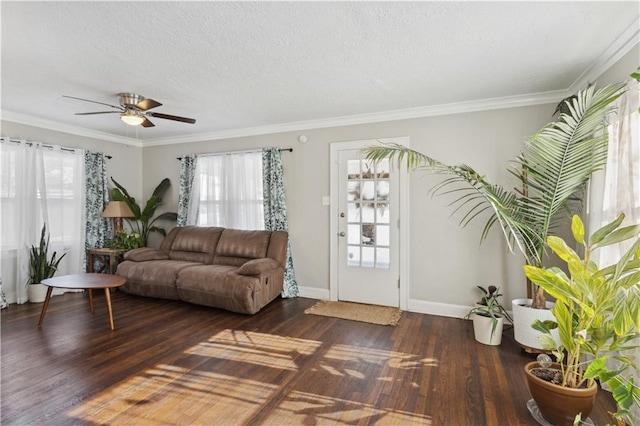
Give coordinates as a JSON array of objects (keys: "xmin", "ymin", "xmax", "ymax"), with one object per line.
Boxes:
[
  {"xmin": 525, "ymin": 214, "xmax": 640, "ymax": 422},
  {"xmin": 110, "ymin": 177, "xmax": 177, "ymax": 246},
  {"xmin": 28, "ymin": 224, "xmax": 66, "ymax": 284},
  {"xmin": 362, "ymin": 82, "xmax": 625, "ymax": 308}
]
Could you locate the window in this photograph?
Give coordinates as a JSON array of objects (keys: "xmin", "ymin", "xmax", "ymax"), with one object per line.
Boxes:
[
  {"xmin": 189, "ymin": 151, "xmax": 264, "ymax": 230},
  {"xmin": 0, "ymin": 139, "xmax": 85, "ymax": 303}
]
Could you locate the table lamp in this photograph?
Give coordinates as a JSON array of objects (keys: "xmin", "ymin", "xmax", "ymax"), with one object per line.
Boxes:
[{"xmin": 101, "ymin": 201, "xmax": 135, "ymax": 234}]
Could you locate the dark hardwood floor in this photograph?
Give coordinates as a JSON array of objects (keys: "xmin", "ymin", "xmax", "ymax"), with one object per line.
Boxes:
[{"xmin": 1, "ymin": 291, "xmax": 616, "ymax": 425}]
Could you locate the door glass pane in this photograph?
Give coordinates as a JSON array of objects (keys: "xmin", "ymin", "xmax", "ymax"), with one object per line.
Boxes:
[
  {"xmin": 344, "ymin": 157, "xmax": 391, "ymax": 269},
  {"xmin": 376, "ymin": 204, "xmax": 390, "ymax": 224},
  {"xmin": 362, "ymin": 181, "xmax": 375, "ymax": 200},
  {"xmin": 361, "ymin": 247, "xmax": 375, "ymax": 268},
  {"xmin": 377, "ymin": 225, "xmax": 389, "ymax": 246},
  {"xmin": 347, "ymin": 225, "xmax": 360, "ymax": 245},
  {"xmin": 347, "ymin": 182, "xmax": 360, "ymax": 201},
  {"xmin": 348, "ymin": 160, "xmax": 360, "ymax": 179},
  {"xmin": 347, "ymin": 202, "xmax": 360, "ymax": 222},
  {"xmin": 376, "ymin": 181, "xmax": 389, "ymax": 201},
  {"xmin": 361, "ymin": 224, "xmax": 375, "ymax": 245},
  {"xmin": 361, "ymin": 202, "xmax": 375, "ymax": 222},
  {"xmin": 376, "ymin": 248, "xmax": 390, "ymax": 268},
  {"xmin": 347, "ymin": 245, "xmax": 360, "ymax": 266}
]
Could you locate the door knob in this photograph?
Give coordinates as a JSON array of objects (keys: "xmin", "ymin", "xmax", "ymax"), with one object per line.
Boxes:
[
  {"xmin": 340, "ymin": 212, "xmax": 345, "ymax": 218},
  {"xmin": 339, "ymin": 232, "xmax": 346, "ymax": 237}
]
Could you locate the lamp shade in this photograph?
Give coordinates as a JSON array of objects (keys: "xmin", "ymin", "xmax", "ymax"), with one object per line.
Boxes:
[{"xmin": 101, "ymin": 201, "xmax": 135, "ymax": 218}]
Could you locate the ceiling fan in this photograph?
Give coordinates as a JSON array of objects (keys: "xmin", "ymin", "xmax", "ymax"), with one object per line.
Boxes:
[{"xmin": 63, "ymin": 93, "xmax": 196, "ymax": 127}]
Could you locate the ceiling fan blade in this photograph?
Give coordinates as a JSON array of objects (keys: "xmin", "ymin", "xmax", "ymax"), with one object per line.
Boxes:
[
  {"xmin": 147, "ymin": 112, "xmax": 196, "ymax": 124},
  {"xmin": 141, "ymin": 118, "xmax": 155, "ymax": 128},
  {"xmin": 75, "ymin": 111, "xmax": 121, "ymax": 115},
  {"xmin": 135, "ymin": 98, "xmax": 162, "ymax": 111},
  {"xmin": 63, "ymin": 95, "xmax": 121, "ymax": 109}
]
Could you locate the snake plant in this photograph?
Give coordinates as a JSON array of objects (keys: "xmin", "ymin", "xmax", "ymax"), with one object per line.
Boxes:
[{"xmin": 28, "ymin": 224, "xmax": 66, "ymax": 284}]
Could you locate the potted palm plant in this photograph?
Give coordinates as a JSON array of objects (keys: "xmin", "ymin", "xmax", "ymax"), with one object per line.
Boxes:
[
  {"xmin": 466, "ymin": 286, "xmax": 512, "ymax": 346},
  {"xmin": 27, "ymin": 224, "xmax": 66, "ymax": 303},
  {"xmin": 362, "ymin": 82, "xmax": 625, "ymax": 350},
  {"xmin": 110, "ymin": 177, "xmax": 178, "ymax": 246},
  {"xmin": 523, "ymin": 214, "xmax": 640, "ymax": 425}
]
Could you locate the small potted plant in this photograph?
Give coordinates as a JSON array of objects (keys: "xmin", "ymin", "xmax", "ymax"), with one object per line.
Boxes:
[
  {"xmin": 523, "ymin": 214, "xmax": 640, "ymax": 426},
  {"xmin": 27, "ymin": 224, "xmax": 66, "ymax": 303},
  {"xmin": 466, "ymin": 286, "xmax": 512, "ymax": 346}
]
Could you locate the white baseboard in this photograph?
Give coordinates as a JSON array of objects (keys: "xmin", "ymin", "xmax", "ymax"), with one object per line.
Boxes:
[
  {"xmin": 408, "ymin": 299, "xmax": 471, "ymax": 319},
  {"xmin": 297, "ymin": 286, "xmax": 330, "ymax": 300}
]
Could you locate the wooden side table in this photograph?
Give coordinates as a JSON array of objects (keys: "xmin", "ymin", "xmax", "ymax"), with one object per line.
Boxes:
[{"xmin": 87, "ymin": 248, "xmax": 125, "ymax": 274}]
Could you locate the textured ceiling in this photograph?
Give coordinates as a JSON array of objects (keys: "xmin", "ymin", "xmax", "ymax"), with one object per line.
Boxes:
[{"xmin": 2, "ymin": 1, "xmax": 638, "ymax": 146}]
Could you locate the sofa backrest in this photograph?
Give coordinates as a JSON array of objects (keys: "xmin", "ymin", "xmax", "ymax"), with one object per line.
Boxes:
[
  {"xmin": 164, "ymin": 226, "xmax": 224, "ymax": 264},
  {"xmin": 213, "ymin": 229, "xmax": 287, "ymax": 267},
  {"xmin": 158, "ymin": 226, "xmax": 288, "ymax": 267}
]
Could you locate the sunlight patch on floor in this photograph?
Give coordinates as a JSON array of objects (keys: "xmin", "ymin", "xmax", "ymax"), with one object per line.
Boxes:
[
  {"xmin": 67, "ymin": 329, "xmax": 438, "ymax": 424},
  {"xmin": 184, "ymin": 328, "xmax": 322, "ymax": 371},
  {"xmin": 262, "ymin": 390, "xmax": 433, "ymax": 425},
  {"xmin": 68, "ymin": 365, "xmax": 278, "ymax": 424},
  {"xmin": 323, "ymin": 343, "xmax": 439, "ymax": 369}
]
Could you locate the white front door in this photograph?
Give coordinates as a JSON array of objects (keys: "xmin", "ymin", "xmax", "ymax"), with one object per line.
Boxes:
[{"xmin": 332, "ymin": 141, "xmax": 402, "ymax": 307}]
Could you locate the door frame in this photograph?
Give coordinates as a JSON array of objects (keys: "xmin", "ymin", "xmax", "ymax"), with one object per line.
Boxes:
[{"xmin": 329, "ymin": 137, "xmax": 410, "ymax": 310}]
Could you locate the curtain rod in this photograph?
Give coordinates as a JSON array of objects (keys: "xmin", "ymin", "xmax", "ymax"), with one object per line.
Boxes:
[
  {"xmin": 177, "ymin": 147, "xmax": 292, "ymax": 161},
  {"xmin": 2, "ymin": 138, "xmax": 112, "ymax": 159}
]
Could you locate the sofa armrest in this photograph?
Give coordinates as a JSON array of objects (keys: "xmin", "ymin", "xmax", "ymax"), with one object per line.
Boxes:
[
  {"xmin": 237, "ymin": 258, "xmax": 281, "ymax": 276},
  {"xmin": 123, "ymin": 247, "xmax": 169, "ymax": 262}
]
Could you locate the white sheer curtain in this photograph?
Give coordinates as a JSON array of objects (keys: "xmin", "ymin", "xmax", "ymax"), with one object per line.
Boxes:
[
  {"xmin": 188, "ymin": 151, "xmax": 264, "ymax": 230},
  {"xmin": 0, "ymin": 139, "xmax": 85, "ymax": 304},
  {"xmin": 587, "ymin": 78, "xmax": 640, "ymax": 423}
]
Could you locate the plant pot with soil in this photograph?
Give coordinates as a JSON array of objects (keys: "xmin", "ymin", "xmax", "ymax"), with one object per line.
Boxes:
[
  {"xmin": 523, "ymin": 214, "xmax": 640, "ymax": 425},
  {"xmin": 466, "ymin": 286, "xmax": 511, "ymax": 346}
]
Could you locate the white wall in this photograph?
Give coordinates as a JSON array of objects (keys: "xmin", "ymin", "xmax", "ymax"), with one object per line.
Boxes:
[{"xmin": 142, "ymin": 103, "xmax": 555, "ymax": 314}]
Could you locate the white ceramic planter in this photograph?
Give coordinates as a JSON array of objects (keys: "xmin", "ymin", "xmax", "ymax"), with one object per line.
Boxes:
[
  {"xmin": 27, "ymin": 283, "xmax": 48, "ymax": 303},
  {"xmin": 472, "ymin": 313, "xmax": 504, "ymax": 346},
  {"xmin": 512, "ymin": 298, "xmax": 560, "ymax": 350}
]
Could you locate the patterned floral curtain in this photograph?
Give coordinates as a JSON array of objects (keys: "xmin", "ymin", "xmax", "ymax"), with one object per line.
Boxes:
[
  {"xmin": 262, "ymin": 148, "xmax": 299, "ymax": 298},
  {"xmin": 84, "ymin": 151, "xmax": 111, "ymax": 271},
  {"xmin": 177, "ymin": 154, "xmax": 198, "ymax": 227}
]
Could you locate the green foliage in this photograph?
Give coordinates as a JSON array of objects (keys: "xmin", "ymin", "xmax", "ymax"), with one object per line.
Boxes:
[
  {"xmin": 362, "ymin": 83, "xmax": 625, "ymax": 307},
  {"xmin": 110, "ymin": 177, "xmax": 178, "ymax": 245},
  {"xmin": 104, "ymin": 232, "xmax": 144, "ymax": 250},
  {"xmin": 525, "ymin": 214, "xmax": 640, "ymax": 423},
  {"xmin": 27, "ymin": 224, "xmax": 66, "ymax": 285},
  {"xmin": 466, "ymin": 286, "xmax": 512, "ymax": 338}
]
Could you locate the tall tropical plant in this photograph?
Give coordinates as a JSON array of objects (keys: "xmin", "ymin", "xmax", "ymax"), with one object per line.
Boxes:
[
  {"xmin": 362, "ymin": 82, "xmax": 625, "ymax": 308},
  {"xmin": 110, "ymin": 177, "xmax": 178, "ymax": 246}
]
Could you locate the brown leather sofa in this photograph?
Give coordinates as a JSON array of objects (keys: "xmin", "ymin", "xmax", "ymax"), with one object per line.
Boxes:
[{"xmin": 116, "ymin": 226, "xmax": 288, "ymax": 314}]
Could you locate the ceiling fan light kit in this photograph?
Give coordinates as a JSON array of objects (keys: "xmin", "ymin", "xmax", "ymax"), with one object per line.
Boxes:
[
  {"xmin": 64, "ymin": 92, "xmax": 196, "ymax": 128},
  {"xmin": 120, "ymin": 110, "xmax": 145, "ymax": 126}
]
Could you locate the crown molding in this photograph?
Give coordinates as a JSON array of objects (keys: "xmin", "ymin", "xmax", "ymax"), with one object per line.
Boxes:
[
  {"xmin": 143, "ymin": 89, "xmax": 568, "ymax": 147},
  {"xmin": 569, "ymin": 18, "xmax": 639, "ymax": 93},
  {"xmin": 3, "ymin": 16, "xmax": 636, "ymax": 150},
  {"xmin": 1, "ymin": 110, "xmax": 143, "ymax": 147}
]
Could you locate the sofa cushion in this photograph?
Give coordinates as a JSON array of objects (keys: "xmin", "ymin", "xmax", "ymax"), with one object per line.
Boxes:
[
  {"xmin": 168, "ymin": 226, "xmax": 224, "ymax": 264},
  {"xmin": 237, "ymin": 258, "xmax": 281, "ymax": 276},
  {"xmin": 176, "ymin": 265, "xmax": 262, "ymax": 314},
  {"xmin": 213, "ymin": 229, "xmax": 271, "ymax": 266},
  {"xmin": 117, "ymin": 259, "xmax": 201, "ymax": 300},
  {"xmin": 124, "ymin": 247, "xmax": 169, "ymax": 262}
]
